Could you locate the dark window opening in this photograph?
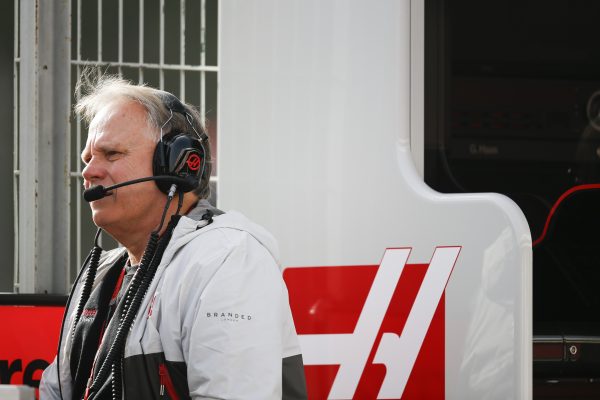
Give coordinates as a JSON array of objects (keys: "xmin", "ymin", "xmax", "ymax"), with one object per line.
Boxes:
[{"xmin": 425, "ymin": 0, "xmax": 600, "ymax": 395}]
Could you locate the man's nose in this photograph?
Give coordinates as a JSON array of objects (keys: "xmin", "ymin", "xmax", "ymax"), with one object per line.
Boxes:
[{"xmin": 81, "ymin": 158, "xmax": 105, "ymax": 187}]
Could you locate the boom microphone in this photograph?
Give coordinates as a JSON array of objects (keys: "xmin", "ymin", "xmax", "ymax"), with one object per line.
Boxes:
[{"xmin": 83, "ymin": 175, "xmax": 198, "ymax": 202}]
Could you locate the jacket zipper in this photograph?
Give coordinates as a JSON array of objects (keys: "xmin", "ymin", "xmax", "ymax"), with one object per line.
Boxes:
[{"xmin": 159, "ymin": 363, "xmax": 179, "ymax": 400}]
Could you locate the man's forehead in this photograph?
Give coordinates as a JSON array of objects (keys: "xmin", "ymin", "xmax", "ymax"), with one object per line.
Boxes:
[
  {"xmin": 89, "ymin": 99, "xmax": 147, "ymax": 131},
  {"xmin": 86, "ymin": 100, "xmax": 155, "ymax": 145}
]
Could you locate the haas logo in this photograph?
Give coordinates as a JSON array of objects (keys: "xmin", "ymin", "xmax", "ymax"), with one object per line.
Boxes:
[
  {"xmin": 186, "ymin": 154, "xmax": 201, "ymax": 171},
  {"xmin": 284, "ymin": 246, "xmax": 460, "ymax": 399}
]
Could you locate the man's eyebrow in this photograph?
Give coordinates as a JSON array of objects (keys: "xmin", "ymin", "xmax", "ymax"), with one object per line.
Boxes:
[
  {"xmin": 93, "ymin": 139, "xmax": 125, "ymax": 153},
  {"xmin": 81, "ymin": 140, "xmax": 125, "ymax": 160}
]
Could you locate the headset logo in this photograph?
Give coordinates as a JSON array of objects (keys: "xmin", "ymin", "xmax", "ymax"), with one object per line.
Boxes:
[
  {"xmin": 186, "ymin": 154, "xmax": 201, "ymax": 171},
  {"xmin": 285, "ymin": 246, "xmax": 460, "ymax": 399}
]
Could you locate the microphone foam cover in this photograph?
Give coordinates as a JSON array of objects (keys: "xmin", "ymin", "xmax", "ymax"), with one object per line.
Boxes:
[{"xmin": 83, "ymin": 185, "xmax": 107, "ymax": 202}]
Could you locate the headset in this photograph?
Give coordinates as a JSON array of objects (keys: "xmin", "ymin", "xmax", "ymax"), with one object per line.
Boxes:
[{"xmin": 152, "ymin": 92, "xmax": 208, "ymax": 195}]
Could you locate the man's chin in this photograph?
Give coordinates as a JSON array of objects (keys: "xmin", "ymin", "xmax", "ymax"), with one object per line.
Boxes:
[{"xmin": 91, "ymin": 210, "xmax": 113, "ymax": 230}]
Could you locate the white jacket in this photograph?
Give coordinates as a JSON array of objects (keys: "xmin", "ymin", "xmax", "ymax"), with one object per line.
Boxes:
[{"xmin": 40, "ymin": 208, "xmax": 306, "ymax": 399}]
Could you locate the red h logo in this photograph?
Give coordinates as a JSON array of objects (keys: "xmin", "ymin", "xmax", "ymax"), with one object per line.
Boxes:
[
  {"xmin": 284, "ymin": 246, "xmax": 461, "ymax": 399},
  {"xmin": 186, "ymin": 154, "xmax": 201, "ymax": 171}
]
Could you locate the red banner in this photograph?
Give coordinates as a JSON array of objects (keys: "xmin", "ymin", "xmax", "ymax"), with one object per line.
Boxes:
[{"xmin": 0, "ymin": 305, "xmax": 63, "ymax": 389}]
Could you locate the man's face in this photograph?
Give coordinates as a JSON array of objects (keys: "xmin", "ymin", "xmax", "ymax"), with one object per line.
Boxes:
[{"xmin": 81, "ymin": 100, "xmax": 165, "ymax": 234}]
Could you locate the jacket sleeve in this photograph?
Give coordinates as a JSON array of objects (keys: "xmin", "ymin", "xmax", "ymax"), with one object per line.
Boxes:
[
  {"xmin": 39, "ymin": 356, "xmax": 62, "ymax": 400},
  {"xmin": 177, "ymin": 231, "xmax": 289, "ymax": 399}
]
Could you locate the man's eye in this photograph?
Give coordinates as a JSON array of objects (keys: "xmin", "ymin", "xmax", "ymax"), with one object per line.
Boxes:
[{"xmin": 106, "ymin": 151, "xmax": 121, "ymax": 160}]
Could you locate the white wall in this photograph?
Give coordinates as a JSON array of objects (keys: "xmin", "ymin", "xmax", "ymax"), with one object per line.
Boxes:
[{"xmin": 219, "ymin": 1, "xmax": 531, "ymax": 398}]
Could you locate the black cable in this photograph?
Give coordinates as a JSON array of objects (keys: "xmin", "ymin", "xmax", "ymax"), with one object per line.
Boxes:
[
  {"xmin": 91, "ymin": 227, "xmax": 172, "ymax": 392},
  {"xmin": 88, "ymin": 185, "xmax": 183, "ymax": 397},
  {"xmin": 117, "ymin": 233, "xmax": 158, "ymax": 324},
  {"xmin": 90, "ymin": 217, "xmax": 179, "ymax": 394},
  {"xmin": 119, "ymin": 189, "xmax": 181, "ymax": 326},
  {"xmin": 157, "ymin": 198, "xmax": 173, "ymax": 234},
  {"xmin": 56, "ymin": 229, "xmax": 102, "ymax": 400},
  {"xmin": 156, "ymin": 184, "xmax": 177, "ymax": 234},
  {"xmin": 71, "ymin": 228, "xmax": 103, "ymax": 339},
  {"xmin": 90, "ymin": 231, "xmax": 158, "ymax": 393},
  {"xmin": 120, "ymin": 182, "xmax": 175, "ymax": 321},
  {"xmin": 111, "ymin": 360, "xmax": 122, "ymax": 400}
]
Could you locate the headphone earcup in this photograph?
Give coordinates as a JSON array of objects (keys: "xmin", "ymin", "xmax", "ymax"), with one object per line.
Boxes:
[{"xmin": 152, "ymin": 133, "xmax": 205, "ymax": 194}]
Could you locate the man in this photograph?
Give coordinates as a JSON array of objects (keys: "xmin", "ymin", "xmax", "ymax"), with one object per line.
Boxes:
[{"xmin": 40, "ymin": 75, "xmax": 307, "ymax": 399}]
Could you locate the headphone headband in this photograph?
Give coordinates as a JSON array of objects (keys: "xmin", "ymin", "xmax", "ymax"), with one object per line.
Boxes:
[
  {"xmin": 158, "ymin": 92, "xmax": 208, "ymax": 142},
  {"xmin": 159, "ymin": 92, "xmax": 188, "ymax": 115}
]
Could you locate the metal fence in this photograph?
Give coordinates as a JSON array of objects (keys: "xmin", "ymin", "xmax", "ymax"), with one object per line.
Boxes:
[{"xmin": 13, "ymin": 0, "xmax": 218, "ymax": 293}]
